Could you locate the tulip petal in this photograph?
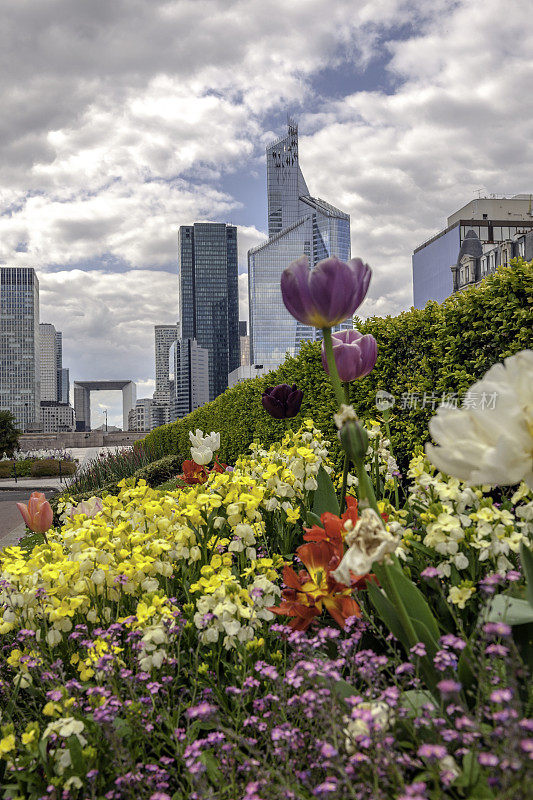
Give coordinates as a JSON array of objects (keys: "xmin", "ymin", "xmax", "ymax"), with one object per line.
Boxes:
[{"xmin": 16, "ymin": 502, "xmax": 31, "ymax": 527}]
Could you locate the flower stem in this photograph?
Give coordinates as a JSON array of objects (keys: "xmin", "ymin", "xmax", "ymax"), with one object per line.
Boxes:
[
  {"xmin": 339, "ymin": 383, "xmax": 351, "ymax": 512},
  {"xmin": 322, "ymin": 327, "xmax": 345, "ymax": 408}
]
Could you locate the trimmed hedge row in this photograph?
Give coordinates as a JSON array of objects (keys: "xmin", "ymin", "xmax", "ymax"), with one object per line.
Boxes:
[
  {"xmin": 140, "ymin": 259, "xmax": 532, "ymax": 471},
  {"xmin": 0, "ymin": 459, "xmax": 77, "ymax": 478}
]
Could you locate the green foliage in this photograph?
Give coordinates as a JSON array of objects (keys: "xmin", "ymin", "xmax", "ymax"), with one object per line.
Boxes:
[
  {"xmin": 139, "ymin": 260, "xmax": 533, "ymax": 471},
  {"xmin": 29, "ymin": 459, "xmax": 77, "ymax": 477},
  {"xmin": 0, "ymin": 458, "xmax": 75, "ymax": 478},
  {"xmin": 132, "ymin": 454, "xmax": 183, "ymax": 486},
  {"xmin": 0, "ymin": 410, "xmax": 21, "ymax": 458}
]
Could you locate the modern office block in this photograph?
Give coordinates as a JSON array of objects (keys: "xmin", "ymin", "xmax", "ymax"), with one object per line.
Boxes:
[
  {"xmin": 248, "ymin": 120, "xmax": 351, "ymax": 369},
  {"xmin": 39, "ymin": 323, "xmax": 60, "ymax": 401},
  {"xmin": 58, "ymin": 367, "xmax": 70, "ymax": 404},
  {"xmin": 170, "ymin": 338, "xmax": 209, "ymax": 420},
  {"xmin": 0, "ymin": 266, "xmax": 40, "ymax": 430},
  {"xmin": 412, "ymin": 195, "xmax": 533, "ymax": 308},
  {"xmin": 154, "ymin": 325, "xmax": 179, "ymax": 403},
  {"xmin": 128, "ymin": 398, "xmax": 154, "ymax": 432},
  {"xmin": 178, "ymin": 223, "xmax": 239, "ymax": 400},
  {"xmin": 40, "ymin": 401, "xmax": 75, "ymax": 433}
]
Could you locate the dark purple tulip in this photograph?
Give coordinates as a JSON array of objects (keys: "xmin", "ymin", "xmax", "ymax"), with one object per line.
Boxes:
[
  {"xmin": 280, "ymin": 255, "xmax": 371, "ymax": 328},
  {"xmin": 321, "ymin": 329, "xmax": 378, "ymax": 382},
  {"xmin": 262, "ymin": 384, "xmax": 303, "ymax": 419}
]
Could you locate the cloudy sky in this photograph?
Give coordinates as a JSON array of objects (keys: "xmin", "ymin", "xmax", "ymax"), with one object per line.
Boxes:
[{"xmin": 1, "ymin": 0, "xmax": 532, "ymax": 425}]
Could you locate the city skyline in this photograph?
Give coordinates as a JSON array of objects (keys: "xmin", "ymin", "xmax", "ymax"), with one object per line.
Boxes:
[{"xmin": 1, "ymin": 0, "xmax": 532, "ymax": 423}]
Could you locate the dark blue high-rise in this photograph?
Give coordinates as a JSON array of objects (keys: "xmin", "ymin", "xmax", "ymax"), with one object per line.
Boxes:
[{"xmin": 178, "ymin": 223, "xmax": 240, "ymax": 400}]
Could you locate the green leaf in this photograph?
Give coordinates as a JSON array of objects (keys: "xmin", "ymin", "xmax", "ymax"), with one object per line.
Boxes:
[
  {"xmin": 67, "ymin": 734, "xmax": 84, "ymax": 773},
  {"xmin": 330, "ymin": 678, "xmax": 360, "ymax": 702},
  {"xmin": 305, "ymin": 510, "xmax": 323, "ymax": 527},
  {"xmin": 520, "ymin": 542, "xmax": 533, "ymax": 609},
  {"xmin": 367, "ymin": 580, "xmax": 410, "ymax": 651},
  {"xmin": 457, "ymin": 644, "xmax": 477, "ymax": 692},
  {"xmin": 486, "ymin": 595, "xmax": 533, "ymax": 625},
  {"xmin": 399, "ymin": 690, "xmax": 436, "ymax": 718},
  {"xmin": 312, "ymin": 465, "xmax": 339, "ymax": 517},
  {"xmin": 201, "ymin": 750, "xmax": 222, "ymax": 784},
  {"xmin": 374, "ymin": 561, "xmax": 441, "ymax": 645}
]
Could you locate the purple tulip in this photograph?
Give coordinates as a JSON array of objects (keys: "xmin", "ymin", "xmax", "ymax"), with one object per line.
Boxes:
[
  {"xmin": 321, "ymin": 329, "xmax": 378, "ymax": 382},
  {"xmin": 262, "ymin": 384, "xmax": 303, "ymax": 419},
  {"xmin": 280, "ymin": 255, "xmax": 371, "ymax": 328}
]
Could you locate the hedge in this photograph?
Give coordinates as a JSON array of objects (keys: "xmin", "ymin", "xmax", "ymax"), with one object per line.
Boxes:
[{"xmin": 139, "ymin": 259, "xmax": 533, "ymax": 471}]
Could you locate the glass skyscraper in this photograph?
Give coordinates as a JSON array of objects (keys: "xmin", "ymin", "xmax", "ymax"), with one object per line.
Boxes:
[
  {"xmin": 248, "ymin": 121, "xmax": 351, "ymax": 369},
  {"xmin": 0, "ymin": 267, "xmax": 40, "ymax": 430},
  {"xmin": 178, "ymin": 223, "xmax": 240, "ymax": 400}
]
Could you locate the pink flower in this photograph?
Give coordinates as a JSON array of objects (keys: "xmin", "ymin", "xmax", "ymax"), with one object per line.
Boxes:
[{"xmin": 16, "ymin": 492, "xmax": 53, "ymax": 534}]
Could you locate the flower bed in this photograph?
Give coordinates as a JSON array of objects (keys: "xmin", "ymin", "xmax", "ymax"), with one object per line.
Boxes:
[
  {"xmin": 2, "ymin": 256, "xmax": 532, "ymax": 799},
  {"xmin": 1, "ymin": 418, "xmax": 532, "ymax": 798}
]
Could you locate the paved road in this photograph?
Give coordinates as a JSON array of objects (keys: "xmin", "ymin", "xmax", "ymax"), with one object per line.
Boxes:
[{"xmin": 0, "ymin": 489, "xmax": 57, "ymax": 548}]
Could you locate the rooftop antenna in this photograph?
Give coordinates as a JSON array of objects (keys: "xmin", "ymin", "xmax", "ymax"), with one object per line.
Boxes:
[{"xmin": 475, "ymin": 187, "xmax": 485, "ymax": 199}]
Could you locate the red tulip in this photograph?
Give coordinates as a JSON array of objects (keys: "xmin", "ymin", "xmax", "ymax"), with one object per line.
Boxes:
[{"xmin": 16, "ymin": 492, "xmax": 53, "ymax": 534}]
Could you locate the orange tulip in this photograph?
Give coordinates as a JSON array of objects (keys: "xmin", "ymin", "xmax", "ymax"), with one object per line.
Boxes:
[
  {"xmin": 16, "ymin": 492, "xmax": 53, "ymax": 534},
  {"xmin": 269, "ymin": 540, "xmax": 361, "ymax": 631}
]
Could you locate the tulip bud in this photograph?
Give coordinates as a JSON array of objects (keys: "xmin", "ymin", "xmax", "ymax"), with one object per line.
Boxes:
[
  {"xmin": 321, "ymin": 330, "xmax": 377, "ymax": 382},
  {"xmin": 16, "ymin": 491, "xmax": 53, "ymax": 534}
]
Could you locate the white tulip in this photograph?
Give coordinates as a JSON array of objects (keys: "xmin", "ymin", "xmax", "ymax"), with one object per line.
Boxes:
[
  {"xmin": 426, "ymin": 350, "xmax": 533, "ymax": 489},
  {"xmin": 190, "ymin": 446, "xmax": 213, "ymax": 465}
]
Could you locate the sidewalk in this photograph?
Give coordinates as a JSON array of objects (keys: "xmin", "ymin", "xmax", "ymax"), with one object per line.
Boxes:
[{"xmin": 0, "ymin": 477, "xmax": 65, "ymax": 491}]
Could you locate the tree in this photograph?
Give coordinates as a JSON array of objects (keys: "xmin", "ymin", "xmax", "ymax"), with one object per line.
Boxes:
[{"xmin": 0, "ymin": 410, "xmax": 21, "ymax": 458}]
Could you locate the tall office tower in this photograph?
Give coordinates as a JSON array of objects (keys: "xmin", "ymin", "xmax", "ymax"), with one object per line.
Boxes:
[
  {"xmin": 153, "ymin": 325, "xmax": 179, "ymax": 402},
  {"xmin": 170, "ymin": 338, "xmax": 210, "ymax": 420},
  {"xmin": 0, "ymin": 267, "xmax": 40, "ymax": 430},
  {"xmin": 178, "ymin": 223, "xmax": 240, "ymax": 400},
  {"xmin": 248, "ymin": 120, "xmax": 351, "ymax": 369},
  {"xmin": 39, "ymin": 323, "xmax": 60, "ymax": 401}
]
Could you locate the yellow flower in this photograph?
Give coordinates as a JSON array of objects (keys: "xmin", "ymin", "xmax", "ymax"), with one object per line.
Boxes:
[
  {"xmin": 0, "ymin": 734, "xmax": 15, "ymax": 755},
  {"xmin": 21, "ymin": 729, "xmax": 37, "ymax": 746}
]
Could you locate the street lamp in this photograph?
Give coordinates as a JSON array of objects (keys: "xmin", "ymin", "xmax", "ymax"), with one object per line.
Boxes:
[{"xmin": 103, "ymin": 408, "xmax": 108, "ymax": 432}]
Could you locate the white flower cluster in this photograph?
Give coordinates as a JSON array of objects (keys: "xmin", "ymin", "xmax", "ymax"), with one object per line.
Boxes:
[
  {"xmin": 236, "ymin": 419, "xmax": 331, "ymax": 515},
  {"xmin": 407, "ymin": 454, "xmax": 532, "ymax": 574},
  {"xmin": 193, "ymin": 572, "xmax": 280, "ymax": 649}
]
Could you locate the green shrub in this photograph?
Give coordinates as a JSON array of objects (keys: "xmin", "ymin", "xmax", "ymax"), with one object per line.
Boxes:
[
  {"xmin": 140, "ymin": 259, "xmax": 533, "ymax": 470},
  {"xmin": 30, "ymin": 459, "xmax": 77, "ymax": 477},
  {"xmin": 132, "ymin": 454, "xmax": 183, "ymax": 486},
  {"xmin": 0, "ymin": 461, "xmax": 12, "ymax": 478}
]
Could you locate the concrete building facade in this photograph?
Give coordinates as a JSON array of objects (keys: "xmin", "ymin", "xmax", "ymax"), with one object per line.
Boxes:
[
  {"xmin": 40, "ymin": 401, "xmax": 75, "ymax": 433},
  {"xmin": 0, "ymin": 266, "xmax": 40, "ymax": 430},
  {"xmin": 451, "ymin": 228, "xmax": 533, "ymax": 294},
  {"xmin": 154, "ymin": 325, "xmax": 179, "ymax": 403},
  {"xmin": 170, "ymin": 338, "xmax": 209, "ymax": 419},
  {"xmin": 74, "ymin": 380, "xmax": 136, "ymax": 431},
  {"xmin": 412, "ymin": 195, "xmax": 533, "ymax": 308}
]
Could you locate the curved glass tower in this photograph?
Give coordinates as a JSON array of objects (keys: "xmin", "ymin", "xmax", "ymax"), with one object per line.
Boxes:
[{"xmin": 248, "ymin": 121, "xmax": 351, "ymax": 369}]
